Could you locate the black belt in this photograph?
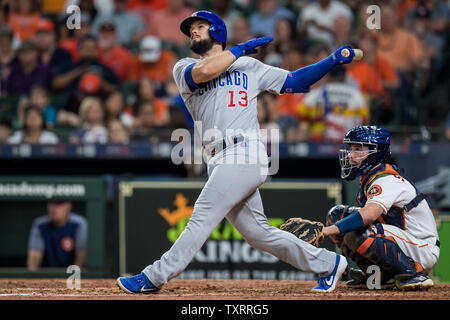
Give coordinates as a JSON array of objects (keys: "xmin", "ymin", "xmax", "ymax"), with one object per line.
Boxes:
[
  {"xmin": 209, "ymin": 135, "xmax": 245, "ymax": 156},
  {"xmin": 436, "ymin": 239, "xmax": 440, "ymax": 248}
]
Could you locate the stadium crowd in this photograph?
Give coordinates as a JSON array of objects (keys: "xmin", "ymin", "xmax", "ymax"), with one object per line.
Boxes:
[{"xmin": 0, "ymin": 0, "xmax": 448, "ymax": 145}]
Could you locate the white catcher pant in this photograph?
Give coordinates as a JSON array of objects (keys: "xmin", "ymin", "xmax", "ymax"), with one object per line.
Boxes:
[
  {"xmin": 143, "ymin": 139, "xmax": 338, "ymax": 288},
  {"xmin": 381, "ymin": 224, "xmax": 440, "ymax": 273}
]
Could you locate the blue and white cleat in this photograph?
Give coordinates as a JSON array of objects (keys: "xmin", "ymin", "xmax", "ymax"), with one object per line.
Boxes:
[
  {"xmin": 311, "ymin": 254, "xmax": 348, "ymax": 293},
  {"xmin": 394, "ymin": 273, "xmax": 434, "ymax": 291},
  {"xmin": 117, "ymin": 272, "xmax": 160, "ymax": 294}
]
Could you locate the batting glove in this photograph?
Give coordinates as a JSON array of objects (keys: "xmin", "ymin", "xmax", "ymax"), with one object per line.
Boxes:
[
  {"xmin": 331, "ymin": 46, "xmax": 355, "ymax": 65},
  {"xmin": 229, "ymin": 36, "xmax": 274, "ymax": 59}
]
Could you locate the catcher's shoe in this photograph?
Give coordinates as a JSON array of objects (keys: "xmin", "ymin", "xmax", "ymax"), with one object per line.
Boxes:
[
  {"xmin": 311, "ymin": 254, "xmax": 348, "ymax": 293},
  {"xmin": 346, "ymin": 268, "xmax": 367, "ymax": 289},
  {"xmin": 346, "ymin": 268, "xmax": 395, "ymax": 290},
  {"xmin": 394, "ymin": 273, "xmax": 434, "ymax": 291},
  {"xmin": 117, "ymin": 272, "xmax": 160, "ymax": 294}
]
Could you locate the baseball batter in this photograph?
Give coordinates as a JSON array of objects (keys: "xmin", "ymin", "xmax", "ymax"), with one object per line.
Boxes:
[{"xmin": 117, "ymin": 10, "xmax": 360, "ymax": 294}]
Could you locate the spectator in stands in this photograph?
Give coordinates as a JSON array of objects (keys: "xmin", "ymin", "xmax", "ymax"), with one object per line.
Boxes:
[
  {"xmin": 0, "ymin": 115, "xmax": 12, "ymax": 144},
  {"xmin": 68, "ymin": 0, "xmax": 101, "ymax": 22},
  {"xmin": 69, "ymin": 96, "xmax": 108, "ymax": 144},
  {"xmin": 147, "ymin": 0, "xmax": 194, "ymax": 49},
  {"xmin": 210, "ymin": 0, "xmax": 241, "ymax": 41},
  {"xmin": 108, "ymin": 118, "xmax": 130, "ymax": 143},
  {"xmin": 97, "ymin": 21, "xmax": 133, "ymax": 82},
  {"xmin": 27, "ymin": 200, "xmax": 88, "ymax": 270},
  {"xmin": 4, "ymin": 41, "xmax": 51, "ymax": 96},
  {"xmin": 406, "ymin": 0, "xmax": 449, "ymax": 73},
  {"xmin": 130, "ymin": 100, "xmax": 170, "ymax": 143},
  {"xmin": 273, "ymin": 17, "xmax": 297, "ymax": 56},
  {"xmin": 229, "ymin": 15, "xmax": 252, "ymax": 47},
  {"xmin": 249, "ymin": 0, "xmax": 295, "ymax": 37},
  {"xmin": 128, "ymin": 35, "xmax": 176, "ymax": 84},
  {"xmin": 91, "ymin": 0, "xmax": 146, "ymax": 48},
  {"xmin": 125, "ymin": 76, "xmax": 169, "ymax": 126},
  {"xmin": 376, "ymin": 3, "xmax": 429, "ymax": 124},
  {"xmin": 347, "ymin": 34, "xmax": 400, "ymax": 125},
  {"xmin": 329, "ymin": 15, "xmax": 353, "ymax": 50},
  {"xmin": 105, "ymin": 90, "xmax": 134, "ymax": 128},
  {"xmin": 59, "ymin": 13, "xmax": 93, "ymax": 62},
  {"xmin": 128, "ymin": 0, "xmax": 168, "ymax": 12},
  {"xmin": 264, "ymin": 17, "xmax": 297, "ymax": 68},
  {"xmin": 257, "ymin": 92, "xmax": 283, "ymax": 144},
  {"xmin": 0, "ymin": 0, "xmax": 8, "ymax": 26},
  {"xmin": 296, "ymin": 65, "xmax": 368, "ymax": 142},
  {"xmin": 0, "ymin": 26, "xmax": 17, "ymax": 94},
  {"xmin": 376, "ymin": 4, "xmax": 428, "ymax": 73},
  {"xmin": 7, "ymin": 0, "xmax": 42, "ymax": 41},
  {"xmin": 298, "ymin": 0, "xmax": 353, "ymax": 45},
  {"xmin": 17, "ymin": 86, "xmax": 58, "ymax": 129},
  {"xmin": 34, "ymin": 18, "xmax": 73, "ymax": 81},
  {"xmin": 57, "ymin": 71, "xmax": 103, "ymax": 128},
  {"xmin": 9, "ymin": 106, "xmax": 59, "ymax": 144},
  {"xmin": 52, "ymin": 35, "xmax": 119, "ymax": 96}
]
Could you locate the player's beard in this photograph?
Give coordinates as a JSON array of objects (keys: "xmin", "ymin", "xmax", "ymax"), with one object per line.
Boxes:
[{"xmin": 190, "ymin": 37, "xmax": 214, "ymax": 55}]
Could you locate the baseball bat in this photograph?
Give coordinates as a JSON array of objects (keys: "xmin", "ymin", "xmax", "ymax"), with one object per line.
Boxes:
[{"xmin": 341, "ymin": 48, "xmax": 363, "ymax": 61}]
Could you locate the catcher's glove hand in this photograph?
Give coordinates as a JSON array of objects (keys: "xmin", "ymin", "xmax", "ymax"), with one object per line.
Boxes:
[{"xmin": 280, "ymin": 218, "xmax": 325, "ymax": 247}]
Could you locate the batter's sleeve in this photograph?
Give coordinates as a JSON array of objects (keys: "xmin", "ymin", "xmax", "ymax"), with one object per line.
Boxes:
[
  {"xmin": 365, "ymin": 175, "xmax": 408, "ymax": 214},
  {"xmin": 245, "ymin": 57, "xmax": 290, "ymax": 95},
  {"xmin": 173, "ymin": 58, "xmax": 199, "ymax": 99}
]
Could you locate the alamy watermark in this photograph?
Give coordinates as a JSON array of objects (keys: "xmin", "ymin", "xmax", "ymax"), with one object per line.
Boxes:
[
  {"xmin": 66, "ymin": 5, "xmax": 81, "ymax": 30},
  {"xmin": 366, "ymin": 5, "xmax": 381, "ymax": 30},
  {"xmin": 366, "ymin": 265, "xmax": 381, "ymax": 290},
  {"xmin": 66, "ymin": 265, "xmax": 81, "ymax": 290}
]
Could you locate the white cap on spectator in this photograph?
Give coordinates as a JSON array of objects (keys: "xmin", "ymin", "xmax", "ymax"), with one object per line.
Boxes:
[{"xmin": 139, "ymin": 36, "xmax": 162, "ymax": 63}]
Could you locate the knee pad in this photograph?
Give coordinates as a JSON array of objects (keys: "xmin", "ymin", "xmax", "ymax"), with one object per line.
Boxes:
[{"xmin": 352, "ymin": 225, "xmax": 422, "ymax": 277}]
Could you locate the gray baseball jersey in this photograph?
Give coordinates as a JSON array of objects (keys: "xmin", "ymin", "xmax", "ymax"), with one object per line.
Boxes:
[
  {"xmin": 173, "ymin": 56, "xmax": 289, "ymax": 140},
  {"xmin": 143, "ymin": 55, "xmax": 340, "ymax": 288}
]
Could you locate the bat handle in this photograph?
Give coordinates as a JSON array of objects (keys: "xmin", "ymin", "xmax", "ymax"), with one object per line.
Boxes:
[{"xmin": 341, "ymin": 48, "xmax": 363, "ymax": 61}]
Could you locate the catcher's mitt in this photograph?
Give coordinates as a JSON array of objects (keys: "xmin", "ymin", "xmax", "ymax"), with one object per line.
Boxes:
[{"xmin": 280, "ymin": 218, "xmax": 325, "ymax": 247}]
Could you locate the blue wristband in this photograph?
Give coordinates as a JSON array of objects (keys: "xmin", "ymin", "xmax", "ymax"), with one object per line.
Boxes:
[
  {"xmin": 229, "ymin": 46, "xmax": 243, "ymax": 59},
  {"xmin": 335, "ymin": 210, "xmax": 364, "ymax": 233}
]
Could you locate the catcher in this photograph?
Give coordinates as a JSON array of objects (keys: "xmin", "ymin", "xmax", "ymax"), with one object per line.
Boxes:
[{"xmin": 281, "ymin": 126, "xmax": 440, "ymax": 290}]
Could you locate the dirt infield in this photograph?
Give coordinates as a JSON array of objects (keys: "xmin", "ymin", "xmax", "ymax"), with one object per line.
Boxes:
[{"xmin": 0, "ymin": 279, "xmax": 449, "ymax": 300}]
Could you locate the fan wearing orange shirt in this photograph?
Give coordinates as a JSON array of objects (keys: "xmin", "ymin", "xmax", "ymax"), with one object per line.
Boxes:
[
  {"xmin": 97, "ymin": 22, "xmax": 134, "ymax": 82},
  {"xmin": 125, "ymin": 76, "xmax": 169, "ymax": 126},
  {"xmin": 127, "ymin": 35, "xmax": 176, "ymax": 84},
  {"xmin": 7, "ymin": 0, "xmax": 42, "ymax": 41},
  {"xmin": 347, "ymin": 35, "xmax": 400, "ymax": 100}
]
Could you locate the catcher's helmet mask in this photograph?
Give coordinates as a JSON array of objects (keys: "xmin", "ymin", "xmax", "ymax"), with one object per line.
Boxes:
[
  {"xmin": 339, "ymin": 126, "xmax": 391, "ymax": 180},
  {"xmin": 180, "ymin": 11, "xmax": 227, "ymax": 49}
]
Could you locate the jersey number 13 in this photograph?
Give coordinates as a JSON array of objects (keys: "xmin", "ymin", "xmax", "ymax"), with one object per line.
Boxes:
[{"xmin": 228, "ymin": 90, "xmax": 248, "ymax": 107}]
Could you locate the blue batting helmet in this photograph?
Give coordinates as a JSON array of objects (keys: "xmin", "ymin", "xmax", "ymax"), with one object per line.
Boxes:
[
  {"xmin": 339, "ymin": 126, "xmax": 391, "ymax": 180},
  {"xmin": 180, "ymin": 10, "xmax": 227, "ymax": 49}
]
